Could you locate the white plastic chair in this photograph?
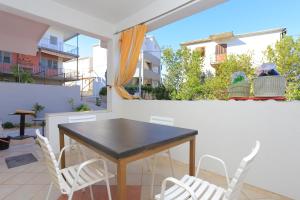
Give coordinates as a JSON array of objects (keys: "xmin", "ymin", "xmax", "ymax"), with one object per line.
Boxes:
[
  {"xmin": 155, "ymin": 141, "xmax": 261, "ymax": 200},
  {"xmin": 67, "ymin": 115, "xmax": 97, "ymax": 161},
  {"xmin": 36, "ymin": 130, "xmax": 114, "ymax": 200},
  {"xmin": 148, "ymin": 116, "xmax": 175, "ymax": 198}
]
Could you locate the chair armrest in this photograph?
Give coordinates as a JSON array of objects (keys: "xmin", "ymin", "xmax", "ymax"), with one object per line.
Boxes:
[
  {"xmin": 160, "ymin": 177, "xmax": 197, "ymax": 200},
  {"xmin": 196, "ymin": 154, "xmax": 230, "ymax": 186},
  {"xmin": 57, "ymin": 144, "xmax": 82, "ymax": 166},
  {"xmin": 74, "ymin": 158, "xmax": 110, "ymax": 185}
]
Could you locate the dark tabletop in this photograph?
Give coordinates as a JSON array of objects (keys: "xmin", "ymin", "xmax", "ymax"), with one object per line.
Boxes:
[{"xmin": 58, "ymin": 118, "xmax": 198, "ymax": 159}]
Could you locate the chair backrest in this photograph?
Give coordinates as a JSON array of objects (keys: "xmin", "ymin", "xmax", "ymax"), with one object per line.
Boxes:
[
  {"xmin": 36, "ymin": 130, "xmax": 65, "ymax": 193},
  {"xmin": 150, "ymin": 116, "xmax": 174, "ymax": 126},
  {"xmin": 223, "ymin": 141, "xmax": 260, "ymax": 200},
  {"xmin": 68, "ymin": 114, "xmax": 96, "ymax": 123}
]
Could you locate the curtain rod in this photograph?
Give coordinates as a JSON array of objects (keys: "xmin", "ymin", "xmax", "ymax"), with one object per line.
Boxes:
[{"xmin": 114, "ymin": 0, "xmax": 198, "ymax": 35}]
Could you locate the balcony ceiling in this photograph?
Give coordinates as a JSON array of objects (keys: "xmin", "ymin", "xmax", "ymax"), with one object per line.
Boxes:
[
  {"xmin": 0, "ymin": 10, "xmax": 48, "ymax": 55},
  {"xmin": 52, "ymin": 0, "xmax": 154, "ymax": 23},
  {"xmin": 0, "ymin": 0, "xmax": 226, "ymax": 39}
]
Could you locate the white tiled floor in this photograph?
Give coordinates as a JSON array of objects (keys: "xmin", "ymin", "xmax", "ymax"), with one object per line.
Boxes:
[{"xmin": 0, "ymin": 138, "xmax": 291, "ymax": 200}]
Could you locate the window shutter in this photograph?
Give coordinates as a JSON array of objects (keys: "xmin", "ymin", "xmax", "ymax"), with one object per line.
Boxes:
[{"xmin": 50, "ymin": 35, "xmax": 58, "ymax": 45}]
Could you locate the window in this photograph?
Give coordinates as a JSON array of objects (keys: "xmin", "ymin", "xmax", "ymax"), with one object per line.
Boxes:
[
  {"xmin": 2, "ymin": 52, "xmax": 11, "ymax": 63},
  {"xmin": 145, "ymin": 61, "xmax": 152, "ymax": 70},
  {"xmin": 41, "ymin": 57, "xmax": 59, "ymax": 69},
  {"xmin": 195, "ymin": 47, "xmax": 205, "ymax": 57},
  {"xmin": 50, "ymin": 35, "xmax": 58, "ymax": 45},
  {"xmin": 215, "ymin": 44, "xmax": 227, "ymax": 55},
  {"xmin": 0, "ymin": 51, "xmax": 2, "ymax": 63},
  {"xmin": 52, "ymin": 60, "xmax": 58, "ymax": 69},
  {"xmin": 47, "ymin": 59, "xmax": 52, "ymax": 68}
]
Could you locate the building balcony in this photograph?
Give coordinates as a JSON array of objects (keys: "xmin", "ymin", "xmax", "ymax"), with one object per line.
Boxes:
[
  {"xmin": 38, "ymin": 37, "xmax": 78, "ymax": 59},
  {"xmin": 210, "ymin": 53, "xmax": 227, "ymax": 67},
  {"xmin": 0, "ymin": 63, "xmax": 79, "ymax": 82}
]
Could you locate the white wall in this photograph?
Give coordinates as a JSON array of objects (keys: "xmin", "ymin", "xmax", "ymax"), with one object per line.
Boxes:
[
  {"xmin": 227, "ymin": 32, "xmax": 281, "ymax": 66},
  {"xmin": 92, "ymin": 44, "xmax": 107, "ymax": 96},
  {"xmin": 63, "ymin": 44, "xmax": 107, "ymax": 96},
  {"xmin": 39, "ymin": 27, "xmax": 64, "ymax": 52},
  {"xmin": 64, "ymin": 57, "xmax": 91, "ymax": 76},
  {"xmin": 46, "ymin": 110, "xmax": 120, "ymax": 154},
  {"xmin": 0, "ymin": 82, "xmax": 80, "ymax": 123},
  {"xmin": 187, "ymin": 31, "xmax": 282, "ymax": 73},
  {"xmin": 116, "ymin": 99, "xmax": 300, "ymax": 199}
]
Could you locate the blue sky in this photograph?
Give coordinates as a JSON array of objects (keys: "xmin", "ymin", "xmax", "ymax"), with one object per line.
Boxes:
[
  {"xmin": 150, "ymin": 0, "xmax": 300, "ymax": 49},
  {"xmin": 68, "ymin": 0, "xmax": 300, "ymax": 57}
]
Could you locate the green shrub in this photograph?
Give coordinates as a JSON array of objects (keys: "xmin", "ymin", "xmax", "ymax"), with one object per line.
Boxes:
[
  {"xmin": 2, "ymin": 122, "xmax": 15, "ymax": 129},
  {"xmin": 32, "ymin": 103, "xmax": 45, "ymax": 115},
  {"xmin": 99, "ymin": 87, "xmax": 107, "ymax": 96},
  {"xmin": 153, "ymin": 84, "xmax": 171, "ymax": 100},
  {"xmin": 14, "ymin": 123, "xmax": 33, "ymax": 128},
  {"xmin": 125, "ymin": 85, "xmax": 138, "ymax": 95},
  {"xmin": 141, "ymin": 85, "xmax": 153, "ymax": 93},
  {"xmin": 75, "ymin": 104, "xmax": 91, "ymax": 112}
]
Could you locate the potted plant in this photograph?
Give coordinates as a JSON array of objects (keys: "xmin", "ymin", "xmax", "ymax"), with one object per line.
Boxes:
[
  {"xmin": 99, "ymin": 87, "xmax": 107, "ymax": 104},
  {"xmin": 0, "ymin": 121, "xmax": 10, "ymax": 150},
  {"xmin": 32, "ymin": 103, "xmax": 45, "ymax": 117}
]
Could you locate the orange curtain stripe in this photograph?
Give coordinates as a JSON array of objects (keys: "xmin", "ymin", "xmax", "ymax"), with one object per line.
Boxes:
[{"xmin": 115, "ymin": 24, "xmax": 147, "ymax": 99}]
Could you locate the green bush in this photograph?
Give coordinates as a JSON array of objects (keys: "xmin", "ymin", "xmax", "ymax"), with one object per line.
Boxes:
[
  {"xmin": 32, "ymin": 102, "xmax": 45, "ymax": 115},
  {"xmin": 11, "ymin": 65, "xmax": 35, "ymax": 83},
  {"xmin": 125, "ymin": 85, "xmax": 138, "ymax": 95},
  {"xmin": 2, "ymin": 122, "xmax": 15, "ymax": 129},
  {"xmin": 75, "ymin": 104, "xmax": 91, "ymax": 112},
  {"xmin": 141, "ymin": 85, "xmax": 153, "ymax": 93},
  {"xmin": 14, "ymin": 123, "xmax": 33, "ymax": 128},
  {"xmin": 99, "ymin": 87, "xmax": 107, "ymax": 96},
  {"xmin": 153, "ymin": 84, "xmax": 171, "ymax": 100}
]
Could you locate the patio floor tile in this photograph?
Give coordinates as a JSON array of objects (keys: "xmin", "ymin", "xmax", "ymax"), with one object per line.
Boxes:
[{"xmin": 0, "ymin": 137, "xmax": 292, "ymax": 200}]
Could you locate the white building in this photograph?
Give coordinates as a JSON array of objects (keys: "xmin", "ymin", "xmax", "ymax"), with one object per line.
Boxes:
[
  {"xmin": 131, "ymin": 35, "xmax": 162, "ymax": 87},
  {"xmin": 38, "ymin": 26, "xmax": 79, "ymax": 76},
  {"xmin": 64, "ymin": 35, "xmax": 161, "ymax": 97},
  {"xmin": 181, "ymin": 28, "xmax": 286, "ymax": 73},
  {"xmin": 64, "ymin": 41, "xmax": 107, "ymax": 97}
]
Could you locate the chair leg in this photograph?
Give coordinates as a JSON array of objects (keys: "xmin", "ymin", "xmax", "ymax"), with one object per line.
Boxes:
[
  {"xmin": 145, "ymin": 157, "xmax": 153, "ymax": 172},
  {"xmin": 67, "ymin": 192, "xmax": 73, "ymax": 200},
  {"xmin": 46, "ymin": 182, "xmax": 53, "ymax": 200},
  {"xmin": 68, "ymin": 137, "xmax": 73, "ymax": 165},
  {"xmin": 167, "ymin": 150, "xmax": 175, "ymax": 177},
  {"xmin": 105, "ymin": 177, "xmax": 112, "ymax": 200},
  {"xmin": 150, "ymin": 155, "xmax": 158, "ymax": 199},
  {"xmin": 89, "ymin": 185, "xmax": 94, "ymax": 200}
]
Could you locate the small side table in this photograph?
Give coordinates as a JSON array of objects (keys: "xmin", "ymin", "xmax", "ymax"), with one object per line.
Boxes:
[
  {"xmin": 32, "ymin": 118, "xmax": 46, "ymax": 136},
  {"xmin": 10, "ymin": 110, "xmax": 35, "ymax": 139}
]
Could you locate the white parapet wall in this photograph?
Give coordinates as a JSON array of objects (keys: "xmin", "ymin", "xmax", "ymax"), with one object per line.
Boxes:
[
  {"xmin": 0, "ymin": 82, "xmax": 81, "ymax": 123},
  {"xmin": 46, "ymin": 110, "xmax": 120, "ymax": 153},
  {"xmin": 117, "ymin": 100, "xmax": 300, "ymax": 199}
]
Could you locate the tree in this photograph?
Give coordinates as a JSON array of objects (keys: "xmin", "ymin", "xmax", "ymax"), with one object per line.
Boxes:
[
  {"xmin": 265, "ymin": 36, "xmax": 300, "ymax": 100},
  {"xmin": 162, "ymin": 47, "xmax": 204, "ymax": 100},
  {"xmin": 177, "ymin": 47, "xmax": 204, "ymax": 100},
  {"xmin": 162, "ymin": 48, "xmax": 184, "ymax": 99},
  {"xmin": 11, "ymin": 65, "xmax": 34, "ymax": 83},
  {"xmin": 201, "ymin": 54, "xmax": 254, "ymax": 99}
]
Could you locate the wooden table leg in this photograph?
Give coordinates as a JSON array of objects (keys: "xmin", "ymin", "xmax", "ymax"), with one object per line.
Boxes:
[
  {"xmin": 59, "ymin": 130, "xmax": 65, "ymax": 169},
  {"xmin": 189, "ymin": 136, "xmax": 196, "ymax": 176},
  {"xmin": 117, "ymin": 159, "xmax": 127, "ymax": 200},
  {"xmin": 20, "ymin": 114, "xmax": 25, "ymax": 137}
]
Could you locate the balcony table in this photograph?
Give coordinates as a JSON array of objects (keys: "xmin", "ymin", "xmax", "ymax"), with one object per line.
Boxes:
[
  {"xmin": 58, "ymin": 118, "xmax": 198, "ymax": 200},
  {"xmin": 10, "ymin": 109, "xmax": 35, "ymax": 139}
]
